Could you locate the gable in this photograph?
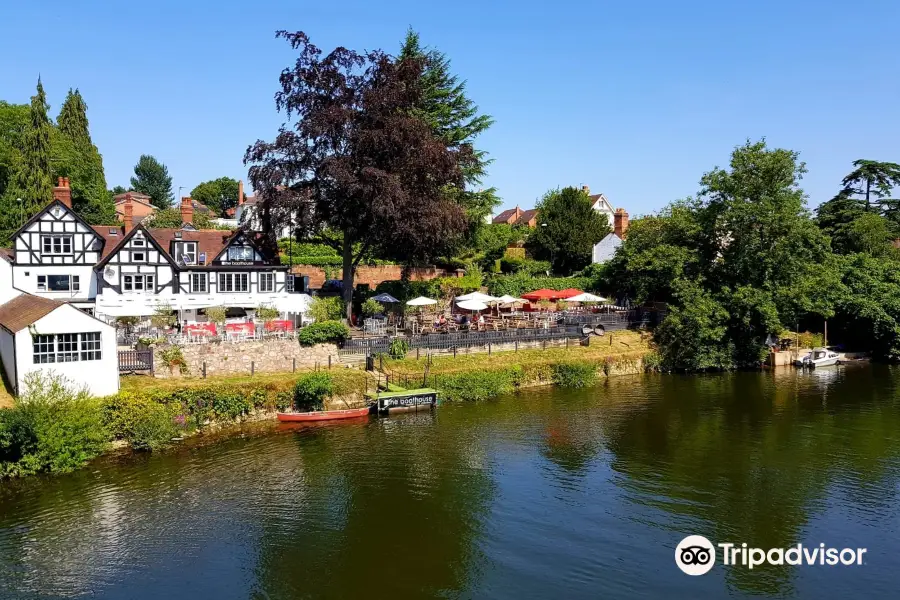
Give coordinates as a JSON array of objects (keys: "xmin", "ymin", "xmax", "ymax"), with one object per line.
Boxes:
[
  {"xmin": 590, "ymin": 194, "xmax": 615, "ymax": 215},
  {"xmin": 592, "ymin": 232, "xmax": 622, "ymax": 263},
  {"xmin": 12, "ymin": 200, "xmax": 103, "ymax": 266},
  {"xmin": 213, "ymin": 232, "xmax": 266, "ymax": 265}
]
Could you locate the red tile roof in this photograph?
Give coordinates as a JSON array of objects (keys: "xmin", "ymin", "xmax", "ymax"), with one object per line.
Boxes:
[
  {"xmin": 0, "ymin": 294, "xmax": 64, "ymax": 333},
  {"xmin": 145, "ymin": 229, "xmax": 235, "ymax": 265},
  {"xmin": 493, "ymin": 208, "xmax": 520, "ymax": 224},
  {"xmin": 0, "ymin": 248, "xmax": 12, "ymax": 263},
  {"xmin": 91, "ymin": 225, "xmax": 126, "ymax": 261},
  {"xmin": 516, "ymin": 209, "xmax": 539, "ymax": 225}
]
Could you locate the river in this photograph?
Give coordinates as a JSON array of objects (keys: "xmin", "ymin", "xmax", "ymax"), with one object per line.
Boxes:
[{"xmin": 1, "ymin": 365, "xmax": 899, "ymax": 599}]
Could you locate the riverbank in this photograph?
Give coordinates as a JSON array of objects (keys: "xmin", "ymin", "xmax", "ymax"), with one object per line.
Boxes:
[{"xmin": 0, "ymin": 331, "xmax": 652, "ymax": 479}]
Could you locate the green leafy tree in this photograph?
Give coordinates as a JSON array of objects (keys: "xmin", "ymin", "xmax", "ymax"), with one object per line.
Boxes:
[
  {"xmin": 130, "ymin": 154, "xmax": 173, "ymax": 209},
  {"xmin": 844, "ymin": 212, "xmax": 895, "ymax": 257},
  {"xmin": 109, "ymin": 185, "xmax": 127, "ymax": 196},
  {"xmin": 399, "ymin": 30, "xmax": 499, "ymax": 230},
  {"xmin": 190, "ymin": 176, "xmax": 240, "ymax": 215},
  {"xmin": 525, "ymin": 186, "xmax": 610, "ymax": 274},
  {"xmin": 16, "ymin": 78, "xmax": 54, "ymax": 215},
  {"xmin": 55, "ymin": 89, "xmax": 115, "ymax": 224},
  {"xmin": 143, "ymin": 206, "xmax": 214, "ymax": 229},
  {"xmin": 815, "ymin": 190, "xmax": 867, "ymax": 254}
]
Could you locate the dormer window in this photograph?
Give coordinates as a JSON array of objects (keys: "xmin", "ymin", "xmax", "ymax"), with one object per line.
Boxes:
[
  {"xmin": 227, "ymin": 246, "xmax": 254, "ymax": 261},
  {"xmin": 41, "ymin": 235, "xmax": 73, "ymax": 256},
  {"xmin": 173, "ymin": 241, "xmax": 197, "ymax": 265}
]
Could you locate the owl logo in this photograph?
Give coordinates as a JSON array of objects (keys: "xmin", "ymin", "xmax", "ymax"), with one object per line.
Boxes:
[{"xmin": 675, "ymin": 535, "xmax": 716, "ymax": 575}]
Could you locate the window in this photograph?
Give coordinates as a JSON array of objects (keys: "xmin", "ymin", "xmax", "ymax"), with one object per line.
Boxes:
[
  {"xmin": 56, "ymin": 333, "xmax": 79, "ymax": 362},
  {"xmin": 109, "ymin": 228, "xmax": 118, "ymax": 236},
  {"xmin": 286, "ymin": 275, "xmax": 294, "ymax": 293},
  {"xmin": 259, "ymin": 272, "xmax": 275, "ymax": 293},
  {"xmin": 190, "ymin": 273, "xmax": 207, "ymax": 293},
  {"xmin": 132, "ymin": 238, "xmax": 145, "ymax": 247},
  {"xmin": 174, "ymin": 241, "xmax": 198, "ymax": 265},
  {"xmin": 33, "ymin": 335, "xmax": 55, "ymax": 364},
  {"xmin": 32, "ymin": 333, "xmax": 102, "ymax": 364},
  {"xmin": 123, "ymin": 274, "xmax": 155, "ymax": 292},
  {"xmin": 80, "ymin": 332, "xmax": 101, "ymax": 361},
  {"xmin": 41, "ymin": 235, "xmax": 73, "ymax": 255},
  {"xmin": 132, "ymin": 251, "xmax": 146, "ymax": 262},
  {"xmin": 37, "ymin": 275, "xmax": 78, "ymax": 292},
  {"xmin": 218, "ymin": 272, "xmax": 249, "ymax": 292},
  {"xmin": 226, "ymin": 246, "xmax": 255, "ymax": 261}
]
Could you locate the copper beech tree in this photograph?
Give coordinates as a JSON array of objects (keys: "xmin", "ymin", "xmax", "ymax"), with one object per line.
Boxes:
[{"xmin": 245, "ymin": 31, "xmax": 475, "ymax": 320}]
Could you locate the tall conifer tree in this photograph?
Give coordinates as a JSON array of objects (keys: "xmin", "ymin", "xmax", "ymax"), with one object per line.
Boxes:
[{"xmin": 17, "ymin": 78, "xmax": 53, "ymax": 215}]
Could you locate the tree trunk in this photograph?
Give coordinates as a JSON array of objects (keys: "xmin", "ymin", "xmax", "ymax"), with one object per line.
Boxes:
[{"xmin": 342, "ymin": 234, "xmax": 355, "ymax": 323}]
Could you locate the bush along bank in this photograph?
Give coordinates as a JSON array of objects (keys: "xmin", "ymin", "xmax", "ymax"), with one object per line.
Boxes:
[{"xmin": 0, "ymin": 370, "xmax": 367, "ymax": 479}]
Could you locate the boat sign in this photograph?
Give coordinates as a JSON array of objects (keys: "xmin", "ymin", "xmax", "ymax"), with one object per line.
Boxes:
[{"xmin": 376, "ymin": 389, "xmax": 437, "ymax": 412}]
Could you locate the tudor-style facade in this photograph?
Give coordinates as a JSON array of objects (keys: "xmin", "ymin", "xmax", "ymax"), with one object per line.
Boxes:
[{"xmin": 6, "ymin": 183, "xmax": 298, "ymax": 321}]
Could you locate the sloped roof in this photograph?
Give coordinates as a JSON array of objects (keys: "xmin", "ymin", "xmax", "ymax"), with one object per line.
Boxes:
[
  {"xmin": 113, "ymin": 192, "xmax": 154, "ymax": 207},
  {"xmin": 91, "ymin": 225, "xmax": 127, "ymax": 261},
  {"xmin": 589, "ymin": 193, "xmax": 614, "ymax": 213},
  {"xmin": 0, "ymin": 294, "xmax": 64, "ymax": 334},
  {"xmin": 493, "ymin": 208, "xmax": 520, "ymax": 224},
  {"xmin": 516, "ymin": 208, "xmax": 539, "ymax": 225},
  {"xmin": 0, "ymin": 248, "xmax": 12, "ymax": 263},
  {"xmin": 146, "ymin": 228, "xmax": 235, "ymax": 265}
]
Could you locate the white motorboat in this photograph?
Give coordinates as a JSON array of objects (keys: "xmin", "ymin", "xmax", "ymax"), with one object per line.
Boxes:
[{"xmin": 795, "ymin": 347, "xmax": 840, "ymax": 368}]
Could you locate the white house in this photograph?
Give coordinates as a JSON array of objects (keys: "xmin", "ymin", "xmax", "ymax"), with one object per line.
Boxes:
[
  {"xmin": 0, "ymin": 294, "xmax": 119, "ymax": 397},
  {"xmin": 0, "ymin": 249, "xmax": 20, "ymax": 305},
  {"xmin": 5, "ymin": 179, "xmax": 307, "ymax": 323},
  {"xmin": 591, "ymin": 208, "xmax": 630, "ymax": 264},
  {"xmin": 582, "ymin": 185, "xmax": 617, "ymax": 224}
]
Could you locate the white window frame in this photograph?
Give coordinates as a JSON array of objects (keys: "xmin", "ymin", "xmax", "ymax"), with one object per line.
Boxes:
[
  {"xmin": 226, "ymin": 246, "xmax": 255, "ymax": 261},
  {"xmin": 37, "ymin": 274, "xmax": 79, "ymax": 292},
  {"xmin": 32, "ymin": 332, "xmax": 102, "ymax": 364},
  {"xmin": 175, "ymin": 242, "xmax": 198, "ymax": 265},
  {"xmin": 132, "ymin": 250, "xmax": 146, "ymax": 262},
  {"xmin": 258, "ymin": 272, "xmax": 275, "ymax": 293},
  {"xmin": 41, "ymin": 235, "xmax": 73, "ymax": 256},
  {"xmin": 190, "ymin": 272, "xmax": 207, "ymax": 293},
  {"xmin": 218, "ymin": 272, "xmax": 249, "ymax": 293},
  {"xmin": 33, "ymin": 334, "xmax": 55, "ymax": 364},
  {"xmin": 80, "ymin": 332, "xmax": 102, "ymax": 361},
  {"xmin": 123, "ymin": 274, "xmax": 155, "ymax": 293}
]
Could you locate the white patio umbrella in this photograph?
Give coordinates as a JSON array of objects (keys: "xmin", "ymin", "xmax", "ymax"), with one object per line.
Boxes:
[
  {"xmin": 493, "ymin": 294, "xmax": 525, "ymax": 305},
  {"xmin": 456, "ymin": 291, "xmax": 496, "ymax": 304},
  {"xmin": 406, "ymin": 296, "xmax": 438, "ymax": 306},
  {"xmin": 564, "ymin": 292, "xmax": 608, "ymax": 303},
  {"xmin": 456, "ymin": 299, "xmax": 489, "ymax": 311}
]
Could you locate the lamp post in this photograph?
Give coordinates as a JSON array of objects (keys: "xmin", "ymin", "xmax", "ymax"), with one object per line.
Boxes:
[{"xmin": 541, "ymin": 222, "xmax": 555, "ymax": 275}]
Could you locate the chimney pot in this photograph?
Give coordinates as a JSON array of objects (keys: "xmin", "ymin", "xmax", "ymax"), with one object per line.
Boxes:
[
  {"xmin": 238, "ymin": 180, "xmax": 244, "ymax": 206},
  {"xmin": 613, "ymin": 208, "xmax": 629, "ymax": 239},
  {"xmin": 52, "ymin": 176, "xmax": 72, "ymax": 208},
  {"xmin": 181, "ymin": 196, "xmax": 194, "ymax": 226}
]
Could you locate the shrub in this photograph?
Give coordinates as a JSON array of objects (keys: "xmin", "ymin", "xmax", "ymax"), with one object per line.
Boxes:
[
  {"xmin": 433, "ymin": 366, "xmax": 524, "ymax": 402},
  {"xmin": 150, "ymin": 303, "xmax": 177, "ymax": 329},
  {"xmin": 643, "ymin": 351, "xmax": 663, "ymax": 373},
  {"xmin": 212, "ymin": 391, "xmax": 253, "ymax": 420},
  {"xmin": 0, "ymin": 372, "xmax": 110, "ymax": 477},
  {"xmin": 362, "ymin": 298, "xmax": 384, "ymax": 317},
  {"xmin": 256, "ymin": 304, "xmax": 280, "ymax": 323},
  {"xmin": 293, "ymin": 373, "xmax": 334, "ymax": 411},
  {"xmin": 159, "ymin": 345, "xmax": 189, "ymax": 375},
  {"xmin": 205, "ymin": 306, "xmax": 227, "ymax": 326},
  {"xmin": 388, "ymin": 338, "xmax": 410, "ymax": 359},
  {"xmin": 298, "ymin": 321, "xmax": 349, "ymax": 345},
  {"xmin": 551, "ymin": 362, "xmax": 597, "ymax": 388},
  {"xmin": 308, "ymin": 296, "xmax": 345, "ymax": 322}
]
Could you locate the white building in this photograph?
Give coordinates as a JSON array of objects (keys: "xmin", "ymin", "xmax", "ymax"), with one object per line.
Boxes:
[
  {"xmin": 5, "ymin": 179, "xmax": 308, "ymax": 323},
  {"xmin": 582, "ymin": 185, "xmax": 616, "ymax": 224},
  {"xmin": 591, "ymin": 208, "xmax": 630, "ymax": 264},
  {"xmin": 0, "ymin": 294, "xmax": 119, "ymax": 397}
]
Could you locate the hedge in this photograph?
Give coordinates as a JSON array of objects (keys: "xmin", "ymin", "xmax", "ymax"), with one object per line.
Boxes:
[
  {"xmin": 486, "ymin": 273, "xmax": 595, "ymax": 297},
  {"xmin": 298, "ymin": 321, "xmax": 349, "ymax": 345}
]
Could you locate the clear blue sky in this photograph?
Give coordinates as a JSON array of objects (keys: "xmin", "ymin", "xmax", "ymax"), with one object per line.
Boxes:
[{"xmin": 3, "ymin": 0, "xmax": 898, "ymax": 216}]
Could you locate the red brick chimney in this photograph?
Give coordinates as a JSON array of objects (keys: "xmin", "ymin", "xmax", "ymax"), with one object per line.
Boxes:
[
  {"xmin": 181, "ymin": 197, "xmax": 194, "ymax": 226},
  {"xmin": 53, "ymin": 177, "xmax": 72, "ymax": 208},
  {"xmin": 123, "ymin": 194, "xmax": 134, "ymax": 234},
  {"xmin": 614, "ymin": 208, "xmax": 629, "ymax": 239},
  {"xmin": 582, "ymin": 185, "xmax": 590, "ymax": 195},
  {"xmin": 238, "ymin": 180, "xmax": 244, "ymax": 206}
]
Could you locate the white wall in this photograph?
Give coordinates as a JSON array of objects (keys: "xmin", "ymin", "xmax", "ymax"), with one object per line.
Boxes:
[
  {"xmin": 592, "ymin": 233, "xmax": 622, "ymax": 264},
  {"xmin": 0, "ymin": 328, "xmax": 16, "ymax": 392},
  {"xmin": 0, "ymin": 259, "xmax": 20, "ymax": 305},
  {"xmin": 13, "ymin": 304, "xmax": 119, "ymax": 397},
  {"xmin": 12, "ymin": 265, "xmax": 98, "ymax": 299}
]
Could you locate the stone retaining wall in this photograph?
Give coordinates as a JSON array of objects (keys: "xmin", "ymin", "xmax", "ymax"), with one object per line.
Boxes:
[
  {"xmin": 291, "ymin": 264, "xmax": 456, "ymax": 290},
  {"xmin": 153, "ymin": 340, "xmax": 339, "ymax": 379}
]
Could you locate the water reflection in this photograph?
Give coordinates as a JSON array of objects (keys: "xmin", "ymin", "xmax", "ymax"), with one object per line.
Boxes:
[{"xmin": 0, "ymin": 366, "xmax": 899, "ymax": 598}]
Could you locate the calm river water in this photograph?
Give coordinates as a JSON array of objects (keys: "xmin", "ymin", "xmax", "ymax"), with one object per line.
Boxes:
[{"xmin": 1, "ymin": 365, "xmax": 899, "ymax": 599}]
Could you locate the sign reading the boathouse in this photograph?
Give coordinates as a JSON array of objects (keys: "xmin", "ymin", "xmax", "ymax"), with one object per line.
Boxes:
[{"xmin": 378, "ymin": 390, "xmax": 437, "ymax": 411}]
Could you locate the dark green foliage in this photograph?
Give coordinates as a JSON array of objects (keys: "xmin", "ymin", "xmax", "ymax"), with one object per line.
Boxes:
[
  {"xmin": 550, "ymin": 362, "xmax": 597, "ymax": 388},
  {"xmin": 17, "ymin": 79, "xmax": 54, "ymax": 214},
  {"xmin": 307, "ymin": 297, "xmax": 345, "ymax": 323},
  {"xmin": 525, "ymin": 187, "xmax": 611, "ymax": 274},
  {"xmin": 0, "ymin": 373, "xmax": 109, "ymax": 477},
  {"xmin": 190, "ymin": 176, "xmax": 240, "ymax": 215},
  {"xmin": 298, "ymin": 321, "xmax": 350, "ymax": 345},
  {"xmin": 131, "ymin": 154, "xmax": 173, "ymax": 209},
  {"xmin": 399, "ymin": 29, "xmax": 499, "ymax": 244},
  {"xmin": 499, "ymin": 256, "xmax": 551, "ymax": 276},
  {"xmin": 293, "ymin": 373, "xmax": 334, "ymax": 411},
  {"xmin": 433, "ymin": 366, "xmax": 524, "ymax": 402},
  {"xmin": 144, "ymin": 206, "xmax": 215, "ymax": 229},
  {"xmin": 840, "ymin": 159, "xmax": 900, "ymax": 213},
  {"xmin": 212, "ymin": 391, "xmax": 253, "ymax": 420}
]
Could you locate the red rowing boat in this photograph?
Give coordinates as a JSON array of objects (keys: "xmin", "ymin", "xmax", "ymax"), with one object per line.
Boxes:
[{"xmin": 276, "ymin": 407, "xmax": 372, "ymax": 422}]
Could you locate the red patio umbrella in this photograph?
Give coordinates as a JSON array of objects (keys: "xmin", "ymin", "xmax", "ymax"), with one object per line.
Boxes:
[
  {"xmin": 556, "ymin": 288, "xmax": 584, "ymax": 299},
  {"xmin": 521, "ymin": 288, "xmax": 559, "ymax": 301}
]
